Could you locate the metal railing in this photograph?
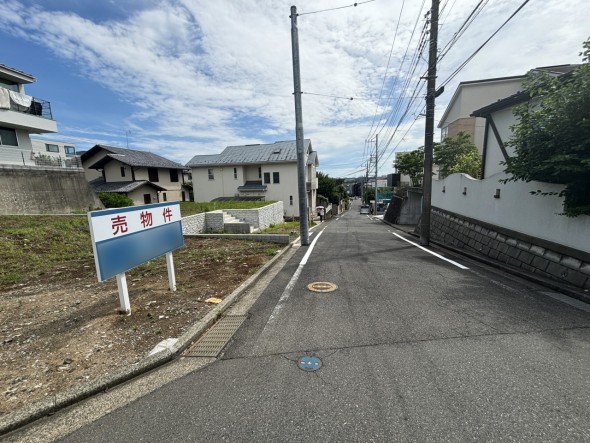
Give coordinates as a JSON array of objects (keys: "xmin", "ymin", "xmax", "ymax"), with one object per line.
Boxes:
[
  {"xmin": 0, "ymin": 147, "xmax": 82, "ymax": 169},
  {"xmin": 8, "ymin": 97, "xmax": 53, "ymax": 120}
]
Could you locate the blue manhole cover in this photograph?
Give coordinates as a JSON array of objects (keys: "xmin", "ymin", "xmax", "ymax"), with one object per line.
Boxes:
[{"xmin": 298, "ymin": 356, "xmax": 322, "ymax": 371}]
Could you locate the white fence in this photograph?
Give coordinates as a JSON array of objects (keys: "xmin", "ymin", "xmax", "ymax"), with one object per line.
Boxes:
[{"xmin": 432, "ymin": 172, "xmax": 590, "ymax": 254}]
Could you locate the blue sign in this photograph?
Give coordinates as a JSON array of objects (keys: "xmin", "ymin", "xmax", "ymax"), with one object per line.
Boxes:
[{"xmin": 88, "ymin": 202, "xmax": 184, "ymax": 282}]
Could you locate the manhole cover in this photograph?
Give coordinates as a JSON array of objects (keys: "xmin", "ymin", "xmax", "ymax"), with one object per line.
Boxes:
[
  {"xmin": 298, "ymin": 356, "xmax": 322, "ymax": 371},
  {"xmin": 307, "ymin": 282, "xmax": 338, "ymax": 293}
]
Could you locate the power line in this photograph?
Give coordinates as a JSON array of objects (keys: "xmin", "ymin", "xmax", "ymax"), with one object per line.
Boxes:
[
  {"xmin": 440, "ymin": 0, "xmax": 531, "ymax": 88},
  {"xmin": 297, "ymin": 0, "xmax": 376, "ymax": 16},
  {"xmin": 301, "ymin": 92, "xmax": 369, "ymax": 101}
]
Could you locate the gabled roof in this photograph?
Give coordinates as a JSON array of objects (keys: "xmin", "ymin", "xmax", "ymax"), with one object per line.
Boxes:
[
  {"xmin": 186, "ymin": 139, "xmax": 313, "ymax": 167},
  {"xmin": 82, "ymin": 145, "xmax": 185, "ymax": 170},
  {"xmin": 438, "ymin": 64, "xmax": 582, "ymax": 128},
  {"xmin": 89, "ymin": 177, "xmax": 167, "ymax": 193},
  {"xmin": 471, "ymin": 91, "xmax": 530, "ymax": 117}
]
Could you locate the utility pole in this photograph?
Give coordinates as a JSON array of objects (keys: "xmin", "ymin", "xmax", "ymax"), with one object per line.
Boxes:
[
  {"xmin": 290, "ymin": 5, "xmax": 310, "ymax": 245},
  {"xmin": 374, "ymin": 134, "xmax": 378, "ymax": 215},
  {"xmin": 420, "ymin": 0, "xmax": 439, "ymax": 246}
]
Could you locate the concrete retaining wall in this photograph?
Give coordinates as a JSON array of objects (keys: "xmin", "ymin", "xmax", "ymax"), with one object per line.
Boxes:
[
  {"xmin": 431, "ymin": 207, "xmax": 590, "ymax": 290},
  {"xmin": 182, "ymin": 202, "xmax": 285, "ymax": 235},
  {"xmin": 0, "ymin": 165, "xmax": 102, "ymax": 214},
  {"xmin": 224, "ymin": 201, "xmax": 284, "ymax": 229}
]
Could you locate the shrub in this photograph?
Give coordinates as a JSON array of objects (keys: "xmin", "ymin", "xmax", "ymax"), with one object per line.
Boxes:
[{"xmin": 97, "ymin": 192, "xmax": 134, "ymax": 208}]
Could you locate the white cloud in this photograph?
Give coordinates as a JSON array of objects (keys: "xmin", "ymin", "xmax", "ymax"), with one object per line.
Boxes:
[{"xmin": 0, "ymin": 0, "xmax": 588, "ymax": 177}]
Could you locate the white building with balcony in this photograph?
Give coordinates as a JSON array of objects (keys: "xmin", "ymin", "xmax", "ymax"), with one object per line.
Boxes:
[
  {"xmin": 187, "ymin": 140, "xmax": 319, "ymax": 218},
  {"xmin": 0, "ymin": 64, "xmax": 59, "ymax": 167}
]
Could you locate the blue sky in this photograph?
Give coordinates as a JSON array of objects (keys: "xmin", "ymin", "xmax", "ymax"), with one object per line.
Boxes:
[{"xmin": 1, "ymin": 0, "xmax": 588, "ymax": 177}]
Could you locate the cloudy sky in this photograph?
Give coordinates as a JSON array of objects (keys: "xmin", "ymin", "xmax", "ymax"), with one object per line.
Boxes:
[{"xmin": 1, "ymin": 0, "xmax": 588, "ymax": 177}]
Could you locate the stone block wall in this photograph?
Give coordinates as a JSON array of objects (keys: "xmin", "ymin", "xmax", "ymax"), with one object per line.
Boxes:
[
  {"xmin": 181, "ymin": 213, "xmax": 206, "ymax": 235},
  {"xmin": 225, "ymin": 201, "xmax": 284, "ymax": 229},
  {"xmin": 182, "ymin": 202, "xmax": 284, "ymax": 235},
  {"xmin": 204, "ymin": 211, "xmax": 224, "ymax": 232},
  {"xmin": 431, "ymin": 207, "xmax": 590, "ymax": 290}
]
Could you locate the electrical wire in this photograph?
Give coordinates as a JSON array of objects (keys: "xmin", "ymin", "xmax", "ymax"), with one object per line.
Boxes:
[
  {"xmin": 297, "ymin": 0, "xmax": 376, "ymax": 16},
  {"xmin": 439, "ymin": 0, "xmax": 531, "ymax": 88}
]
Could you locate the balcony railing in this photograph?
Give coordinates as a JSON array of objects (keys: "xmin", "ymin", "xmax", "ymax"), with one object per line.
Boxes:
[
  {"xmin": 8, "ymin": 97, "xmax": 53, "ymax": 120},
  {"xmin": 0, "ymin": 146, "xmax": 82, "ymax": 169}
]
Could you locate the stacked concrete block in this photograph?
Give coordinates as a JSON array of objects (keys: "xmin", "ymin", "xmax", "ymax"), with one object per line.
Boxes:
[{"xmin": 431, "ymin": 207, "xmax": 590, "ymax": 290}]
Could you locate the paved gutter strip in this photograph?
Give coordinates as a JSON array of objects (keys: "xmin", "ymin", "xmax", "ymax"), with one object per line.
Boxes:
[{"xmin": 0, "ymin": 239, "xmax": 295, "ymax": 437}]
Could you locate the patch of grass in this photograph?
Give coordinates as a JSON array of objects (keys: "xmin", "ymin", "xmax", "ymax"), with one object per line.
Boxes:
[
  {"xmin": 0, "ymin": 215, "xmax": 92, "ymax": 287},
  {"xmin": 179, "ymin": 201, "xmax": 275, "ymax": 217},
  {"xmin": 259, "ymin": 221, "xmax": 302, "ymax": 240}
]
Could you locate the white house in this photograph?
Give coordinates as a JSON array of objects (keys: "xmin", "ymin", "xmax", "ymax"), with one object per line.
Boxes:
[
  {"xmin": 82, "ymin": 144, "xmax": 189, "ymax": 205},
  {"xmin": 438, "ymin": 64, "xmax": 579, "ymax": 178},
  {"xmin": 0, "ymin": 63, "xmax": 58, "ymax": 166},
  {"xmin": 187, "ymin": 140, "xmax": 319, "ymax": 218}
]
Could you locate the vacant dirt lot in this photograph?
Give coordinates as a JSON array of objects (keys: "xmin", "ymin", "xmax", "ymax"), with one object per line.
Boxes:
[{"xmin": 0, "ymin": 237, "xmax": 280, "ymax": 415}]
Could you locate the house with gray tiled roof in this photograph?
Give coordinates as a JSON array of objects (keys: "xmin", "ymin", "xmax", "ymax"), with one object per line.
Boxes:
[
  {"xmin": 81, "ymin": 144, "xmax": 189, "ymax": 205},
  {"xmin": 187, "ymin": 140, "xmax": 319, "ymax": 218}
]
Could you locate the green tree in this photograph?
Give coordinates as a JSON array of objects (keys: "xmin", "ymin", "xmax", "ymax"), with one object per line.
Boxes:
[
  {"xmin": 434, "ymin": 132, "xmax": 481, "ymax": 179},
  {"xmin": 394, "ymin": 148, "xmax": 424, "ymax": 186},
  {"xmin": 503, "ymin": 39, "xmax": 590, "ymax": 217},
  {"xmin": 317, "ymin": 171, "xmax": 346, "ymax": 204}
]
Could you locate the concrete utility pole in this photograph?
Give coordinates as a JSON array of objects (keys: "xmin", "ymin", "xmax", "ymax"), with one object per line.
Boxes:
[
  {"xmin": 420, "ymin": 0, "xmax": 439, "ymax": 246},
  {"xmin": 374, "ymin": 134, "xmax": 378, "ymax": 215},
  {"xmin": 290, "ymin": 5, "xmax": 310, "ymax": 245}
]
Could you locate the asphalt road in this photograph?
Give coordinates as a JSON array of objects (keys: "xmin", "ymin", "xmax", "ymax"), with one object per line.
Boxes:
[{"xmin": 37, "ymin": 202, "xmax": 590, "ymax": 441}]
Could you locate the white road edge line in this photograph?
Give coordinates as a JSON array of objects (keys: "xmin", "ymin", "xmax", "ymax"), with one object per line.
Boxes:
[
  {"xmin": 260, "ymin": 228, "xmax": 325, "ymax": 332},
  {"xmin": 389, "ymin": 231, "xmax": 469, "ymax": 270}
]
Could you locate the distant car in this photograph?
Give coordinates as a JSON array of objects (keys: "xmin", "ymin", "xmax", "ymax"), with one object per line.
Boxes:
[{"xmin": 360, "ymin": 205, "xmax": 370, "ymax": 214}]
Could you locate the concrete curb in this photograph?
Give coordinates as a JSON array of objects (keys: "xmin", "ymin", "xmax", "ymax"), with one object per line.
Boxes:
[
  {"xmin": 0, "ymin": 240, "xmax": 295, "ymax": 436},
  {"xmin": 379, "ymin": 218, "xmax": 590, "ymax": 304}
]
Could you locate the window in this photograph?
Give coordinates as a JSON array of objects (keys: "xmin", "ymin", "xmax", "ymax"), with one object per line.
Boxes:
[
  {"xmin": 290, "ymin": 195, "xmax": 293, "ymax": 206},
  {"xmin": 234, "ymin": 167, "xmax": 237, "ymax": 180},
  {"xmin": 263, "ymin": 172, "xmax": 271, "ymax": 184},
  {"xmin": 162, "ymin": 192, "xmax": 167, "ymax": 202},
  {"xmin": 273, "ymin": 172, "xmax": 280, "ymax": 184},
  {"xmin": 120, "ymin": 166, "xmax": 126, "ymax": 177},
  {"xmin": 148, "ymin": 167, "xmax": 159, "ymax": 182},
  {"xmin": 208, "ymin": 168, "xmax": 215, "ymax": 180},
  {"xmin": 143, "ymin": 194, "xmax": 151, "ymax": 204},
  {"xmin": 441, "ymin": 126, "xmax": 448, "ymax": 139},
  {"xmin": 170, "ymin": 169, "xmax": 179, "ymax": 182},
  {"xmin": 64, "ymin": 146, "xmax": 75, "ymax": 156},
  {"xmin": 0, "ymin": 81, "xmax": 18, "ymax": 92},
  {"xmin": 0, "ymin": 127, "xmax": 18, "ymax": 146},
  {"xmin": 258, "ymin": 167, "xmax": 262, "ymax": 179},
  {"xmin": 45, "ymin": 143, "xmax": 59, "ymax": 153}
]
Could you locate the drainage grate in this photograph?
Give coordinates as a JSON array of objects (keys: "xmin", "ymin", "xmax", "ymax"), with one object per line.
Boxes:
[{"xmin": 184, "ymin": 315, "xmax": 247, "ymax": 357}]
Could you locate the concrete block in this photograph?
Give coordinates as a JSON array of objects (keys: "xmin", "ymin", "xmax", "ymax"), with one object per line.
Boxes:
[
  {"xmin": 507, "ymin": 246, "xmax": 521, "ymax": 259},
  {"xmin": 489, "ymin": 249, "xmax": 499, "ymax": 259},
  {"xmin": 560, "ymin": 256, "xmax": 582, "ymax": 270},
  {"xmin": 507, "ymin": 257, "xmax": 522, "ymax": 268},
  {"xmin": 475, "ymin": 233, "xmax": 483, "ymax": 243},
  {"xmin": 529, "ymin": 245, "xmax": 545, "ymax": 257},
  {"xmin": 543, "ymin": 250, "xmax": 562, "ymax": 263},
  {"xmin": 506, "ymin": 238, "xmax": 518, "ymax": 247},
  {"xmin": 522, "ymin": 264, "xmax": 536, "ymax": 273},
  {"xmin": 562, "ymin": 270, "xmax": 588, "ymax": 288},
  {"xmin": 496, "ymin": 233, "xmax": 507, "ymax": 242},
  {"xmin": 546, "ymin": 262, "xmax": 569, "ymax": 279},
  {"xmin": 580, "ymin": 263, "xmax": 590, "ymax": 276},
  {"xmin": 516, "ymin": 240, "xmax": 531, "ymax": 251},
  {"xmin": 481, "ymin": 245, "xmax": 491, "ymax": 255},
  {"xmin": 531, "ymin": 256, "xmax": 550, "ymax": 271},
  {"xmin": 518, "ymin": 251, "xmax": 534, "ymax": 265},
  {"xmin": 487, "ymin": 231, "xmax": 498, "ymax": 240},
  {"xmin": 497, "ymin": 243, "xmax": 509, "ymax": 254},
  {"xmin": 497, "ymin": 253, "xmax": 509, "ymax": 263}
]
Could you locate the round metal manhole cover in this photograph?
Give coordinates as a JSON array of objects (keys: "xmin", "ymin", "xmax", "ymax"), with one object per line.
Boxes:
[
  {"xmin": 298, "ymin": 356, "xmax": 322, "ymax": 371},
  {"xmin": 307, "ymin": 282, "xmax": 338, "ymax": 293}
]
